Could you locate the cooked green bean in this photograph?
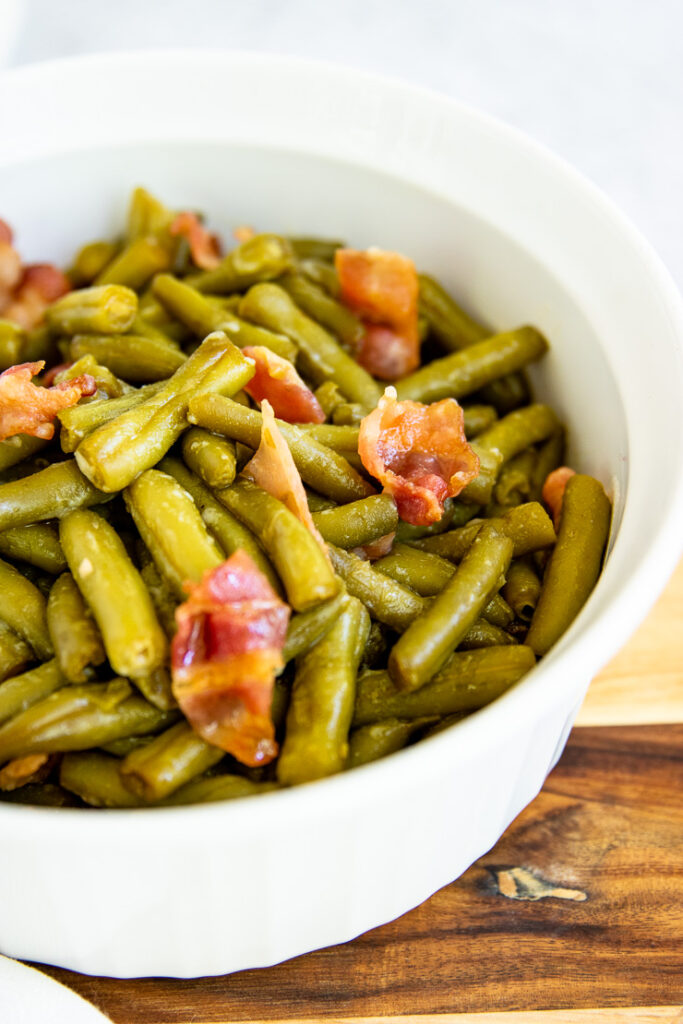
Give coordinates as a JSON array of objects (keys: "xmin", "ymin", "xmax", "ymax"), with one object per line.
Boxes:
[
  {"xmin": 311, "ymin": 494, "xmax": 398, "ymax": 549},
  {"xmin": 60, "ymin": 751, "xmax": 147, "ymax": 808},
  {"xmin": 494, "ymin": 449, "xmax": 536, "ymax": 507},
  {"xmin": 46, "ymin": 285, "xmax": 138, "ymax": 335},
  {"xmin": 395, "ymin": 326, "xmax": 547, "ymax": 404},
  {"xmin": 60, "ymin": 509, "xmax": 167, "ymax": 680},
  {"xmin": 58, "ymin": 382, "xmax": 166, "ymax": 453},
  {"xmin": 289, "ymin": 237, "xmax": 343, "ymax": 262},
  {"xmin": 0, "ymin": 522, "xmax": 66, "ymax": 572},
  {"xmin": 188, "ymin": 394, "xmax": 374, "ymax": 503},
  {"xmin": 503, "ymin": 557, "xmax": 542, "ymax": 623},
  {"xmin": 56, "ymin": 353, "xmax": 132, "ymax": 398},
  {"xmin": 218, "ymin": 478, "xmax": 337, "ymax": 611},
  {"xmin": 306, "ymin": 491, "xmax": 336, "ymax": 513},
  {"xmin": 412, "ymin": 501, "xmax": 556, "ymax": 561},
  {"xmin": 313, "ymin": 380, "xmax": 345, "ymax": 418},
  {"xmin": 157, "ymin": 457, "xmax": 280, "ymax": 593},
  {"xmin": 94, "ymin": 237, "xmax": 170, "ymax": 289},
  {"xmin": 331, "ymin": 402, "xmax": 365, "ymax": 426},
  {"xmin": 124, "ymin": 468, "xmax": 224, "ymax": 598},
  {"xmin": 120, "ymin": 721, "xmax": 225, "ymax": 801},
  {"xmin": 0, "ymin": 660, "xmax": 63, "ymax": 726},
  {"xmin": 394, "ymin": 498, "xmax": 480, "ymax": 543},
  {"xmin": 458, "ymin": 619, "xmax": 518, "ymax": 650},
  {"xmin": 0, "ymin": 782, "xmax": 78, "ymax": 806},
  {"xmin": 280, "ymin": 271, "xmax": 364, "ymax": 350},
  {"xmin": 152, "ymin": 273, "xmax": 298, "ymax": 362},
  {"xmin": 278, "ymin": 596, "xmax": 369, "ymax": 785},
  {"xmin": 181, "ymin": 426, "xmax": 237, "ymax": 490},
  {"xmin": 75, "ymin": 332, "xmax": 254, "ymax": 492},
  {"xmin": 69, "ymin": 240, "xmax": 120, "ymax": 287},
  {"xmin": 530, "ymin": 429, "xmax": 565, "ymax": 501},
  {"xmin": 526, "ymin": 474, "xmax": 611, "ymax": 656},
  {"xmin": 69, "ymin": 333, "xmax": 186, "ymax": 382},
  {"xmin": 186, "ymin": 233, "xmax": 294, "ymax": 293},
  {"xmin": 47, "ymin": 572, "xmax": 106, "ymax": 683},
  {"xmin": 0, "ymin": 621, "xmax": 33, "ymax": 683},
  {"xmin": 389, "ymin": 524, "xmax": 514, "ymax": 691},
  {"xmin": 0, "ymin": 679, "xmax": 177, "ymax": 763},
  {"xmin": 282, "ymin": 587, "xmax": 346, "ymax": 664},
  {"xmin": 0, "ymin": 320, "xmax": 24, "ymax": 370},
  {"xmin": 481, "ymin": 593, "xmax": 515, "ymax": 628},
  {"xmin": 374, "ymin": 543, "xmax": 455, "ymax": 596},
  {"xmin": 0, "ymin": 558, "xmax": 53, "ymax": 660},
  {"xmin": 0, "ymin": 459, "xmax": 110, "ymax": 531},
  {"xmin": 296, "ymin": 423, "xmax": 360, "ymax": 452},
  {"xmin": 239, "ymin": 283, "xmax": 382, "ymax": 409},
  {"xmin": 138, "ymin": 555, "xmax": 178, "ymax": 639},
  {"xmin": 347, "ymin": 717, "xmax": 436, "ymax": 769},
  {"xmin": 353, "ymin": 645, "xmax": 536, "ymax": 726},
  {"xmin": 327, "ymin": 545, "xmax": 427, "ymax": 631},
  {"xmin": 463, "ymin": 404, "xmax": 498, "ymax": 438},
  {"xmin": 164, "ymin": 773, "xmax": 278, "ymax": 806},
  {"xmin": 0, "ymin": 434, "xmax": 49, "ymax": 473}
]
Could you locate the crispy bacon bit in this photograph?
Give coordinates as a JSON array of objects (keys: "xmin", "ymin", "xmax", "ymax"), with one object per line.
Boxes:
[
  {"xmin": 170, "ymin": 212, "xmax": 222, "ymax": 270},
  {"xmin": 542, "ymin": 466, "xmax": 576, "ymax": 529},
  {"xmin": 41, "ymin": 362, "xmax": 74, "ymax": 387},
  {"xmin": 6, "ymin": 263, "xmax": 72, "ymax": 330},
  {"xmin": 336, "ymin": 248, "xmax": 420, "ymax": 380},
  {"xmin": 233, "ymin": 224, "xmax": 255, "ymax": 243},
  {"xmin": 242, "ymin": 346, "xmax": 325, "ymax": 424},
  {"xmin": 171, "ymin": 551, "xmax": 290, "ymax": 766},
  {"xmin": 358, "ymin": 387, "xmax": 480, "ymax": 526},
  {"xmin": 0, "ymin": 361, "xmax": 96, "ymax": 442},
  {"xmin": 244, "ymin": 400, "xmax": 329, "ymax": 556}
]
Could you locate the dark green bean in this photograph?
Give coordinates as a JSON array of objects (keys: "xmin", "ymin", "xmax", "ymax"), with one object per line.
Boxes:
[
  {"xmin": 282, "ymin": 587, "xmax": 346, "ymax": 664},
  {"xmin": 502, "ymin": 557, "xmax": 542, "ymax": 623},
  {"xmin": 463, "ymin": 404, "xmax": 498, "ymax": 438},
  {"xmin": 138, "ymin": 553, "xmax": 178, "ymax": 639},
  {"xmin": 526, "ymin": 474, "xmax": 611, "ymax": 656},
  {"xmin": 0, "ymin": 621, "xmax": 33, "ymax": 683},
  {"xmin": 481, "ymin": 593, "xmax": 515, "ymax": 628},
  {"xmin": 60, "ymin": 751, "xmax": 147, "ymax": 808},
  {"xmin": 181, "ymin": 426, "xmax": 237, "ymax": 490},
  {"xmin": 278, "ymin": 596, "xmax": 369, "ymax": 784},
  {"xmin": 186, "ymin": 233, "xmax": 294, "ymax": 293},
  {"xmin": 0, "ymin": 460, "xmax": 110, "ymax": 531},
  {"xmin": 0, "ymin": 659, "xmax": 63, "ymax": 726},
  {"xmin": 280, "ymin": 272, "xmax": 364, "ymax": 350},
  {"xmin": 530, "ymin": 429, "xmax": 566, "ymax": 501},
  {"xmin": 46, "ymin": 285, "xmax": 138, "ymax": 335},
  {"xmin": 347, "ymin": 717, "xmax": 436, "ymax": 769},
  {"xmin": 164, "ymin": 773, "xmax": 278, "ymax": 805},
  {"xmin": 120, "ymin": 721, "xmax": 225, "ymax": 801},
  {"xmin": 0, "ymin": 434, "xmax": 50, "ymax": 473},
  {"xmin": 494, "ymin": 449, "xmax": 536, "ymax": 507},
  {"xmin": 289, "ymin": 237, "xmax": 343, "ymax": 262},
  {"xmin": 353, "ymin": 645, "xmax": 536, "ymax": 726},
  {"xmin": 47, "ymin": 572, "xmax": 106, "ymax": 683},
  {"xmin": 311, "ymin": 495, "xmax": 398, "ymax": 549},
  {"xmin": 0, "ymin": 558, "xmax": 53, "ymax": 660},
  {"xmin": 374, "ymin": 543, "xmax": 454, "ymax": 597},
  {"xmin": 0, "ymin": 522, "xmax": 66, "ymax": 573},
  {"xmin": 394, "ymin": 498, "xmax": 480, "ymax": 543},
  {"xmin": 412, "ymin": 501, "xmax": 556, "ymax": 561},
  {"xmin": 388, "ymin": 524, "xmax": 514, "ymax": 691},
  {"xmin": 327, "ymin": 545, "xmax": 427, "ymax": 631},
  {"xmin": 69, "ymin": 334, "xmax": 186, "ymax": 382},
  {"xmin": 457, "ymin": 619, "xmax": 518, "ymax": 650}
]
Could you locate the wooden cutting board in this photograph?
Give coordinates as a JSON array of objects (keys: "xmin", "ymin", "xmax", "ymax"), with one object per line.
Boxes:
[{"xmin": 38, "ymin": 562, "xmax": 683, "ymax": 1024}]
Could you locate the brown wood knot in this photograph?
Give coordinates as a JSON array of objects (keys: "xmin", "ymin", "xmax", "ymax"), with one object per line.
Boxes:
[{"xmin": 487, "ymin": 865, "xmax": 588, "ymax": 902}]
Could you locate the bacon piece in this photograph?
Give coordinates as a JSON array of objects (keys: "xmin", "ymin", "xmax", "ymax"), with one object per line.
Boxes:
[
  {"xmin": 171, "ymin": 551, "xmax": 290, "ymax": 766},
  {"xmin": 542, "ymin": 466, "xmax": 576, "ymax": 529},
  {"xmin": 352, "ymin": 531, "xmax": 396, "ymax": 561},
  {"xmin": 336, "ymin": 248, "xmax": 420, "ymax": 380},
  {"xmin": 358, "ymin": 387, "xmax": 480, "ymax": 526},
  {"xmin": 244, "ymin": 400, "xmax": 329, "ymax": 556},
  {"xmin": 242, "ymin": 345, "xmax": 325, "ymax": 424},
  {"xmin": 41, "ymin": 362, "xmax": 74, "ymax": 388},
  {"xmin": 0, "ymin": 361, "xmax": 96, "ymax": 442},
  {"xmin": 4, "ymin": 263, "xmax": 71, "ymax": 330},
  {"xmin": 233, "ymin": 224, "xmax": 255, "ymax": 243},
  {"xmin": 0, "ymin": 219, "xmax": 12, "ymax": 245},
  {"xmin": 170, "ymin": 212, "xmax": 222, "ymax": 270}
]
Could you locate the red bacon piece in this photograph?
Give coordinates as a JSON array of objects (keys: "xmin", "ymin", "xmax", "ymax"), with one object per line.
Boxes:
[
  {"xmin": 170, "ymin": 212, "xmax": 222, "ymax": 270},
  {"xmin": 336, "ymin": 248, "xmax": 420, "ymax": 380},
  {"xmin": 358, "ymin": 387, "xmax": 480, "ymax": 526},
  {"xmin": 0, "ymin": 361, "xmax": 96, "ymax": 442},
  {"xmin": 542, "ymin": 466, "xmax": 576, "ymax": 529},
  {"xmin": 4, "ymin": 263, "xmax": 71, "ymax": 330},
  {"xmin": 171, "ymin": 551, "xmax": 290, "ymax": 767},
  {"xmin": 242, "ymin": 345, "xmax": 325, "ymax": 424}
]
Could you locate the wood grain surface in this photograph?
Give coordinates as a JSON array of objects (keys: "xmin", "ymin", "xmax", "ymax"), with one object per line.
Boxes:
[{"xmin": 35, "ymin": 560, "xmax": 683, "ymax": 1022}]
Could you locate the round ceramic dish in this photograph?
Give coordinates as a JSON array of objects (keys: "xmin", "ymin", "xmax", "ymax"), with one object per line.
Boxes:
[{"xmin": 0, "ymin": 51, "xmax": 682, "ymax": 979}]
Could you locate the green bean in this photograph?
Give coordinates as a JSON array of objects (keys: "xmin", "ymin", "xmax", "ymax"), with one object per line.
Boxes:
[
  {"xmin": 130, "ymin": 312, "xmax": 181, "ymax": 346},
  {"xmin": 69, "ymin": 240, "xmax": 120, "ymax": 287},
  {"xmin": 0, "ymin": 621, "xmax": 33, "ymax": 683},
  {"xmin": 458, "ymin": 619, "xmax": 518, "ymax": 650},
  {"xmin": 395, "ymin": 326, "xmax": 547, "ymax": 405},
  {"xmin": 47, "ymin": 572, "xmax": 106, "ymax": 683},
  {"xmin": 278, "ymin": 596, "xmax": 369, "ymax": 785},
  {"xmin": 311, "ymin": 495, "xmax": 398, "ymax": 549},
  {"xmin": 394, "ymin": 498, "xmax": 480, "ymax": 543},
  {"xmin": 331, "ymin": 402, "xmax": 365, "ymax": 426},
  {"xmin": 526, "ymin": 474, "xmax": 611, "ymax": 656},
  {"xmin": 120, "ymin": 721, "xmax": 225, "ymax": 801},
  {"xmin": 280, "ymin": 272, "xmax": 364, "ymax": 350},
  {"xmin": 188, "ymin": 394, "xmax": 374, "ymax": 503},
  {"xmin": 164, "ymin": 773, "xmax": 278, "ymax": 806},
  {"xmin": 46, "ymin": 285, "xmax": 138, "ymax": 336},
  {"xmin": 0, "ymin": 459, "xmax": 110, "ymax": 531},
  {"xmin": 347, "ymin": 717, "xmax": 436, "ymax": 769},
  {"xmin": 95, "ymin": 237, "xmax": 170, "ymax": 290},
  {"xmin": 296, "ymin": 423, "xmax": 359, "ymax": 453},
  {"xmin": 58, "ymin": 382, "xmax": 165, "ymax": 453},
  {"xmin": 181, "ymin": 426, "xmax": 237, "ymax": 490},
  {"xmin": 412, "ymin": 501, "xmax": 556, "ymax": 561},
  {"xmin": 23, "ymin": 324, "xmax": 59, "ymax": 364},
  {"xmin": 0, "ymin": 319, "xmax": 24, "ymax": 369},
  {"xmin": 481, "ymin": 593, "xmax": 515, "ymax": 628},
  {"xmin": 239, "ymin": 283, "xmax": 382, "ymax": 409},
  {"xmin": 494, "ymin": 449, "xmax": 536, "ymax": 507},
  {"xmin": 314, "ymin": 380, "xmax": 345, "ymax": 418},
  {"xmin": 420, "ymin": 712, "xmax": 470, "ymax": 739},
  {"xmin": 75, "ymin": 332, "xmax": 254, "ymax": 492},
  {"xmin": 0, "ymin": 678, "xmax": 177, "ymax": 763},
  {"xmin": 306, "ymin": 491, "xmax": 336, "ymax": 513},
  {"xmin": 0, "ymin": 434, "xmax": 50, "ymax": 473},
  {"xmin": 124, "ymin": 469, "xmax": 224, "ymax": 598},
  {"xmin": 0, "ymin": 522, "xmax": 66, "ymax": 572},
  {"xmin": 69, "ymin": 334, "xmax": 186, "ymax": 383},
  {"xmin": 99, "ymin": 735, "xmax": 152, "ymax": 757},
  {"xmin": 389, "ymin": 524, "xmax": 514, "ymax": 691},
  {"xmin": 0, "ymin": 782, "xmax": 78, "ymax": 806},
  {"xmin": 218, "ymin": 478, "xmax": 337, "ymax": 611},
  {"xmin": 0, "ymin": 558, "xmax": 53, "ymax": 660},
  {"xmin": 530, "ymin": 429, "xmax": 565, "ymax": 501},
  {"xmin": 0, "ymin": 660, "xmax": 63, "ymax": 726},
  {"xmin": 298, "ymin": 257, "xmax": 341, "ymax": 295},
  {"xmin": 289, "ymin": 237, "xmax": 343, "ymax": 262},
  {"xmin": 60, "ymin": 509, "xmax": 167, "ymax": 680},
  {"xmin": 152, "ymin": 274, "xmax": 298, "ymax": 362},
  {"xmin": 60, "ymin": 751, "xmax": 147, "ymax": 808},
  {"xmin": 463, "ymin": 404, "xmax": 498, "ymax": 438},
  {"xmin": 327, "ymin": 545, "xmax": 427, "ymax": 631},
  {"xmin": 56, "ymin": 353, "xmax": 132, "ymax": 399},
  {"xmin": 138, "ymin": 553, "xmax": 178, "ymax": 638},
  {"xmin": 502, "ymin": 557, "xmax": 542, "ymax": 623},
  {"xmin": 186, "ymin": 233, "xmax": 294, "ymax": 293},
  {"xmin": 374, "ymin": 543, "xmax": 455, "ymax": 596},
  {"xmin": 282, "ymin": 587, "xmax": 346, "ymax": 664},
  {"xmin": 353, "ymin": 645, "xmax": 536, "ymax": 726}
]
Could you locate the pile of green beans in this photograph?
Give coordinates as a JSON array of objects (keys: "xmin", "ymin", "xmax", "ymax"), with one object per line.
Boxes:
[{"xmin": 0, "ymin": 187, "xmax": 612, "ymax": 809}]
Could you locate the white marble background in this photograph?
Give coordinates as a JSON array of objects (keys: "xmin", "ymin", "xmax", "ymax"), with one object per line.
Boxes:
[{"xmin": 2, "ymin": 0, "xmax": 681, "ymax": 285}]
